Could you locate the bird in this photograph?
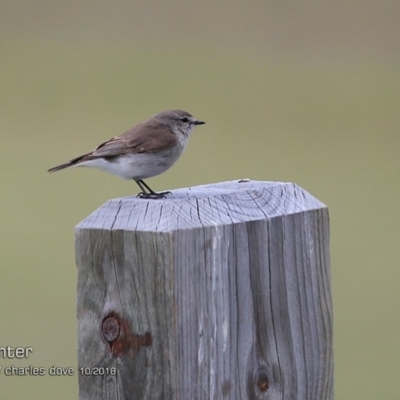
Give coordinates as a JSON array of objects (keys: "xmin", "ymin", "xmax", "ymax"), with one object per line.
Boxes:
[{"xmin": 48, "ymin": 109, "xmax": 205, "ymax": 199}]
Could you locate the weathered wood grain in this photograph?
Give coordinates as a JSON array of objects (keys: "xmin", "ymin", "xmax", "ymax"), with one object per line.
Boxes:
[{"xmin": 75, "ymin": 180, "xmax": 333, "ymax": 400}]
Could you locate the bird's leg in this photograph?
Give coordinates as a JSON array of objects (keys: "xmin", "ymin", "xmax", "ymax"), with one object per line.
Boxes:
[
  {"xmin": 139, "ymin": 180, "xmax": 171, "ymax": 196},
  {"xmin": 134, "ymin": 179, "xmax": 171, "ymax": 199},
  {"xmin": 135, "ymin": 179, "xmax": 151, "ymax": 197}
]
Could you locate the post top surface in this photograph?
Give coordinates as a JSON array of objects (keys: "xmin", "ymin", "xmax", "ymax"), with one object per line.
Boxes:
[{"xmin": 76, "ymin": 180, "xmax": 326, "ymax": 232}]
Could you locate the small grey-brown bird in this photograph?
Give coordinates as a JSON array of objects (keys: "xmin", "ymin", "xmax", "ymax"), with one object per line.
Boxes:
[{"xmin": 48, "ymin": 110, "xmax": 205, "ymax": 199}]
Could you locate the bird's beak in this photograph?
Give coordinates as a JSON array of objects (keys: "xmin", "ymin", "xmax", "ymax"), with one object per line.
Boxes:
[{"xmin": 194, "ymin": 120, "xmax": 205, "ymax": 125}]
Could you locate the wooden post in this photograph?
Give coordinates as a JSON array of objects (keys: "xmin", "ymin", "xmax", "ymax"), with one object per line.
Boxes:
[{"xmin": 75, "ymin": 180, "xmax": 333, "ymax": 400}]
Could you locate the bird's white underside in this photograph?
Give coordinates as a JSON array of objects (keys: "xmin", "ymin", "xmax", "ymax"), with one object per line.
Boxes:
[{"xmin": 76, "ymin": 144, "xmax": 185, "ymax": 180}]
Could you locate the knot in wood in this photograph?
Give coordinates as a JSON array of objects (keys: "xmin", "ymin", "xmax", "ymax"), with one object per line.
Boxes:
[
  {"xmin": 256, "ymin": 371, "xmax": 269, "ymax": 393},
  {"xmin": 102, "ymin": 315, "xmax": 121, "ymax": 343}
]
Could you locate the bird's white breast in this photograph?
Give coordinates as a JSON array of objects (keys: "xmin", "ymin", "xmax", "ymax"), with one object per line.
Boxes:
[{"xmin": 76, "ymin": 140, "xmax": 186, "ymax": 180}]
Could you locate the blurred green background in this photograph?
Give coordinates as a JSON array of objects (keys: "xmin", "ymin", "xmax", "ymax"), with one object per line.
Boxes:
[{"xmin": 1, "ymin": 1, "xmax": 399, "ymax": 399}]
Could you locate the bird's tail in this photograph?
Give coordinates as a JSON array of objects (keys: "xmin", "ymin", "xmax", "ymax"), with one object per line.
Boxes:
[
  {"xmin": 48, "ymin": 162, "xmax": 74, "ymax": 173},
  {"xmin": 48, "ymin": 153, "xmax": 89, "ymax": 173}
]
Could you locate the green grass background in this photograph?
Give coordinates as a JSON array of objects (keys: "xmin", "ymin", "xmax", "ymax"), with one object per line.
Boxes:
[{"xmin": 1, "ymin": 1, "xmax": 400, "ymax": 399}]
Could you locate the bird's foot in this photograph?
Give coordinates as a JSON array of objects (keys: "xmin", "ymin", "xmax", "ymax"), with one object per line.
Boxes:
[{"xmin": 137, "ymin": 191, "xmax": 171, "ymax": 200}]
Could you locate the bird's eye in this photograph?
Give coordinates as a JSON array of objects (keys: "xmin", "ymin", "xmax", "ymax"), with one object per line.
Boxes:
[{"xmin": 181, "ymin": 117, "xmax": 189, "ymax": 123}]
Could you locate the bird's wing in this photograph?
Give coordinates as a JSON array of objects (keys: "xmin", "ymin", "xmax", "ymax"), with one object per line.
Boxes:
[
  {"xmin": 48, "ymin": 120, "xmax": 177, "ymax": 172},
  {"xmin": 85, "ymin": 121, "xmax": 176, "ymax": 159}
]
